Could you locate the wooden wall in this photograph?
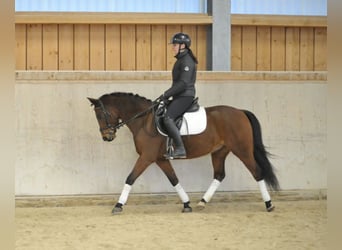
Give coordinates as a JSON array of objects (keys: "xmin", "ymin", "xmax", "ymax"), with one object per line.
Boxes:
[
  {"xmin": 15, "ymin": 23, "xmax": 208, "ymax": 71},
  {"xmin": 15, "ymin": 12, "xmax": 327, "ymax": 71},
  {"xmin": 15, "ymin": 12, "xmax": 210, "ymax": 71},
  {"xmin": 231, "ymin": 15, "xmax": 327, "ymax": 71}
]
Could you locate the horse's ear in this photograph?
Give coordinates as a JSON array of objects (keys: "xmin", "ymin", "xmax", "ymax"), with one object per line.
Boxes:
[{"xmin": 87, "ymin": 97, "xmax": 99, "ymax": 107}]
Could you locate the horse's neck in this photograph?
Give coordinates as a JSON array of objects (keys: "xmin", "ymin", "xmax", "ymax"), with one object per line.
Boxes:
[
  {"xmin": 114, "ymin": 98, "xmax": 150, "ymax": 131},
  {"xmin": 117, "ymin": 100, "xmax": 148, "ymax": 119}
]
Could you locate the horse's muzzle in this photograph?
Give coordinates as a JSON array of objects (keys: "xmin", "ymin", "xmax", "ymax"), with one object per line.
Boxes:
[
  {"xmin": 102, "ymin": 134, "xmax": 115, "ymax": 141},
  {"xmin": 100, "ymin": 127, "xmax": 116, "ymax": 142}
]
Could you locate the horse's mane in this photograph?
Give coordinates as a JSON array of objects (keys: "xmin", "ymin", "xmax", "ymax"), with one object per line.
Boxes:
[{"xmin": 100, "ymin": 92, "xmax": 153, "ymax": 104}]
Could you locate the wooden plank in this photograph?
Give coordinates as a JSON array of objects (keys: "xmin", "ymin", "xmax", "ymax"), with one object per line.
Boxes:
[
  {"xmin": 314, "ymin": 27, "xmax": 327, "ymax": 71},
  {"xmin": 271, "ymin": 27, "xmax": 285, "ymax": 71},
  {"xmin": 17, "ymin": 12, "xmax": 327, "ymax": 27},
  {"xmin": 105, "ymin": 24, "xmax": 121, "ymax": 70},
  {"xmin": 242, "ymin": 26, "xmax": 257, "ymax": 70},
  {"xmin": 74, "ymin": 24, "xmax": 90, "ymax": 70},
  {"xmin": 121, "ymin": 24, "xmax": 136, "ymax": 70},
  {"xmin": 151, "ymin": 25, "xmax": 166, "ymax": 70},
  {"xmin": 182, "ymin": 25, "xmax": 200, "ymax": 70},
  {"xmin": 136, "ymin": 25, "xmax": 151, "ymax": 70},
  {"xmin": 16, "ymin": 71, "xmax": 327, "ymax": 82},
  {"xmin": 285, "ymin": 27, "xmax": 300, "ymax": 71},
  {"xmin": 231, "ymin": 14, "xmax": 327, "ymax": 27},
  {"xmin": 15, "ymin": 24, "xmax": 27, "ymax": 70},
  {"xmin": 42, "ymin": 24, "xmax": 58, "ymax": 70},
  {"xmin": 26, "ymin": 24, "xmax": 42, "ymax": 70},
  {"xmin": 231, "ymin": 26, "xmax": 242, "ymax": 70},
  {"xmin": 196, "ymin": 25, "xmax": 207, "ymax": 70},
  {"xmin": 256, "ymin": 26, "xmax": 271, "ymax": 70},
  {"xmin": 182, "ymin": 25, "xmax": 197, "ymax": 55},
  {"xmin": 300, "ymin": 27, "xmax": 314, "ymax": 71},
  {"xmin": 89, "ymin": 24, "xmax": 105, "ymax": 70},
  {"xmin": 166, "ymin": 25, "xmax": 181, "ymax": 70},
  {"xmin": 58, "ymin": 24, "xmax": 74, "ymax": 70},
  {"xmin": 15, "ymin": 12, "xmax": 213, "ymax": 25}
]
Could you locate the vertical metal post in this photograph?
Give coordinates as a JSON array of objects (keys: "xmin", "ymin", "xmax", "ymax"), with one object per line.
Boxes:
[{"xmin": 207, "ymin": 0, "xmax": 231, "ymax": 71}]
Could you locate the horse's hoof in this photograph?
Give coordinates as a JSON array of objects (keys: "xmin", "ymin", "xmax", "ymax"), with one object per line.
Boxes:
[
  {"xmin": 266, "ymin": 205, "xmax": 275, "ymax": 212},
  {"xmin": 111, "ymin": 206, "xmax": 123, "ymax": 215},
  {"xmin": 197, "ymin": 201, "xmax": 206, "ymax": 210},
  {"xmin": 265, "ymin": 200, "xmax": 275, "ymax": 212},
  {"xmin": 182, "ymin": 207, "xmax": 192, "ymax": 213}
]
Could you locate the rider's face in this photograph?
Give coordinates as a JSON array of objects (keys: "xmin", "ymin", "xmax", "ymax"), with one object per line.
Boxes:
[{"xmin": 171, "ymin": 43, "xmax": 185, "ymax": 56}]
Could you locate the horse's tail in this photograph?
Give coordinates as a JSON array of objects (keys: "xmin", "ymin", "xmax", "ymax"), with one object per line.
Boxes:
[{"xmin": 243, "ymin": 110, "xmax": 280, "ymax": 191}]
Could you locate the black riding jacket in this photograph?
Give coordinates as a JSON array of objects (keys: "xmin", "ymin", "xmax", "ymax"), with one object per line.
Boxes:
[{"xmin": 164, "ymin": 49, "xmax": 197, "ymax": 99}]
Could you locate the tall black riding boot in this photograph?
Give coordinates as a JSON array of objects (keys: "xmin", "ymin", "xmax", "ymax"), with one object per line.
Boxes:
[{"xmin": 163, "ymin": 116, "xmax": 186, "ymax": 159}]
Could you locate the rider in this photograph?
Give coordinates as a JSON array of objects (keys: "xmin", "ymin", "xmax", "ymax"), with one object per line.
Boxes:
[{"xmin": 160, "ymin": 32, "xmax": 198, "ymax": 159}]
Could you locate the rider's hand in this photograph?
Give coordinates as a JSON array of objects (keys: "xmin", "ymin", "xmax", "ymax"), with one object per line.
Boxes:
[{"xmin": 158, "ymin": 94, "xmax": 167, "ymax": 102}]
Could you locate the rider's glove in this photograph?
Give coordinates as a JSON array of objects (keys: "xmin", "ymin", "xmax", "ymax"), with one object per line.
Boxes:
[{"xmin": 158, "ymin": 94, "xmax": 168, "ymax": 103}]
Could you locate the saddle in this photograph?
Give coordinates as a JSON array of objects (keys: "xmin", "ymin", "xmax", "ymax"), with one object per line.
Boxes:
[{"xmin": 155, "ymin": 97, "xmax": 206, "ymax": 136}]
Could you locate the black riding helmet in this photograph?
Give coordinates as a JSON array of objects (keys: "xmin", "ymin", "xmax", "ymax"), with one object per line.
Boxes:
[{"xmin": 170, "ymin": 32, "xmax": 191, "ymax": 48}]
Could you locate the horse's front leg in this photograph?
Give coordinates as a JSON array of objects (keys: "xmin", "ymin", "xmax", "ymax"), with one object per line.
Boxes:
[
  {"xmin": 156, "ymin": 159, "xmax": 192, "ymax": 213},
  {"xmin": 112, "ymin": 156, "xmax": 152, "ymax": 215}
]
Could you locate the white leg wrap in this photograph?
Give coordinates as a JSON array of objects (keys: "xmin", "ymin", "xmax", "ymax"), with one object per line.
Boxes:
[
  {"xmin": 118, "ymin": 184, "xmax": 132, "ymax": 205},
  {"xmin": 258, "ymin": 180, "xmax": 271, "ymax": 202},
  {"xmin": 203, "ymin": 179, "xmax": 221, "ymax": 202},
  {"xmin": 174, "ymin": 183, "xmax": 189, "ymax": 203}
]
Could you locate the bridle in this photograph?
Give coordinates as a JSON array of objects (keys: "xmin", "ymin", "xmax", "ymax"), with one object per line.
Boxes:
[
  {"xmin": 95, "ymin": 99, "xmax": 118, "ymax": 133},
  {"xmin": 96, "ymin": 99, "xmax": 160, "ymax": 133}
]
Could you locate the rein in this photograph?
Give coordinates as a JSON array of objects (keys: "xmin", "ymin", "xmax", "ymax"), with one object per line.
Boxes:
[{"xmin": 98, "ymin": 99, "xmax": 160, "ymax": 131}]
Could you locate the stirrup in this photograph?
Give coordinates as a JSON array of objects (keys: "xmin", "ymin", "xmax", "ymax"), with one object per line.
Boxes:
[
  {"xmin": 173, "ymin": 154, "xmax": 187, "ymax": 159},
  {"xmin": 164, "ymin": 152, "xmax": 174, "ymax": 160},
  {"xmin": 164, "ymin": 149, "xmax": 186, "ymax": 159},
  {"xmin": 164, "ymin": 153, "xmax": 186, "ymax": 160}
]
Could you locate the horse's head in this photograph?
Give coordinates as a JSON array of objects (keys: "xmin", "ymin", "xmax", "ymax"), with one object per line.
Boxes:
[{"xmin": 87, "ymin": 97, "xmax": 120, "ymax": 142}]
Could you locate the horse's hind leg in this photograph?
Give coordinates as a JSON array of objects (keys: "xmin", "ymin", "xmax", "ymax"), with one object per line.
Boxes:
[
  {"xmin": 238, "ymin": 153, "xmax": 275, "ymax": 212},
  {"xmin": 197, "ymin": 147, "xmax": 229, "ymax": 209}
]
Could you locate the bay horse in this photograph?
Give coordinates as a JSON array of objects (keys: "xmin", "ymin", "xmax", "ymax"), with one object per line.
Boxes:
[{"xmin": 87, "ymin": 92, "xmax": 280, "ymax": 214}]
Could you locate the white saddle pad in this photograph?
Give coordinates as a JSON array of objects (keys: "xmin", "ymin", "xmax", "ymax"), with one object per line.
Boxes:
[{"xmin": 179, "ymin": 107, "xmax": 207, "ymax": 135}]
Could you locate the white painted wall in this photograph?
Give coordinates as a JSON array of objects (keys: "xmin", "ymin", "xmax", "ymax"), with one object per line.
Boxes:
[{"xmin": 15, "ymin": 78, "xmax": 326, "ymax": 196}]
